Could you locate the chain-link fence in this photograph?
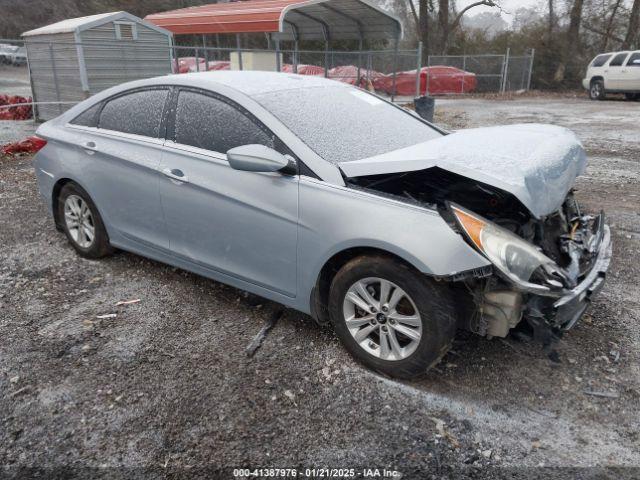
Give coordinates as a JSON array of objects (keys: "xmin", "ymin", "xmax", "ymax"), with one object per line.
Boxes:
[{"xmin": 1, "ymin": 37, "xmax": 535, "ymax": 124}]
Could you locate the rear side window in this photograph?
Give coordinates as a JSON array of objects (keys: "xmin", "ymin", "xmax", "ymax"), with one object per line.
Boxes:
[
  {"xmin": 173, "ymin": 90, "xmax": 276, "ymax": 154},
  {"xmin": 98, "ymin": 89, "xmax": 168, "ymax": 138},
  {"xmin": 626, "ymin": 52, "xmax": 640, "ymax": 66},
  {"xmin": 609, "ymin": 53, "xmax": 629, "ymax": 67},
  {"xmin": 70, "ymin": 102, "xmax": 101, "ymax": 127},
  {"xmin": 591, "ymin": 54, "xmax": 611, "ymax": 67}
]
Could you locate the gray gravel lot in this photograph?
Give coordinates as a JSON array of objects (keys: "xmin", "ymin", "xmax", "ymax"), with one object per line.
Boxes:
[{"xmin": 1, "ymin": 90, "xmax": 639, "ymax": 478}]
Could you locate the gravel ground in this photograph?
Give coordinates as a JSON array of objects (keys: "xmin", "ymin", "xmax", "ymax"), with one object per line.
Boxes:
[{"xmin": 1, "ymin": 93, "xmax": 639, "ymax": 479}]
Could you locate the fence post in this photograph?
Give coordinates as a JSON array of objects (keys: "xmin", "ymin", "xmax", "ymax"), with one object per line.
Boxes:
[
  {"xmin": 391, "ymin": 38, "xmax": 399, "ymax": 102},
  {"xmin": 526, "ymin": 48, "xmax": 535, "ymax": 91},
  {"xmin": 426, "ymin": 55, "xmax": 431, "ymax": 96},
  {"xmin": 462, "ymin": 54, "xmax": 467, "ymax": 94},
  {"xmin": 236, "ymin": 34, "xmax": 243, "ymax": 71},
  {"xmin": 195, "ymin": 47, "xmax": 200, "ymax": 72},
  {"xmin": 415, "ymin": 42, "xmax": 423, "ymax": 97},
  {"xmin": 49, "ymin": 43, "xmax": 62, "ymax": 115},
  {"xmin": 275, "ymin": 37, "xmax": 281, "ymax": 72},
  {"xmin": 501, "ymin": 47, "xmax": 510, "ymax": 94},
  {"xmin": 357, "ymin": 39, "xmax": 363, "ymax": 86},
  {"xmin": 324, "ymin": 41, "xmax": 330, "ymax": 78}
]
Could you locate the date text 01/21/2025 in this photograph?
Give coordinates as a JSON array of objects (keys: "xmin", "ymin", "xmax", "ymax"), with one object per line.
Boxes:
[{"xmin": 233, "ymin": 468, "xmax": 402, "ymax": 478}]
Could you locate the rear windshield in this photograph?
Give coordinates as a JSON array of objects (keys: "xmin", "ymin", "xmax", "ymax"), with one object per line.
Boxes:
[
  {"xmin": 254, "ymin": 86, "xmax": 441, "ymax": 163},
  {"xmin": 591, "ymin": 54, "xmax": 612, "ymax": 67}
]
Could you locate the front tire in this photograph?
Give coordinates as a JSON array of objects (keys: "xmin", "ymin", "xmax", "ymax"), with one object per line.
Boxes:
[
  {"xmin": 589, "ymin": 80, "xmax": 606, "ymax": 100},
  {"xmin": 58, "ymin": 183, "xmax": 113, "ymax": 259},
  {"xmin": 624, "ymin": 93, "xmax": 639, "ymax": 101},
  {"xmin": 328, "ymin": 255, "xmax": 456, "ymax": 379}
]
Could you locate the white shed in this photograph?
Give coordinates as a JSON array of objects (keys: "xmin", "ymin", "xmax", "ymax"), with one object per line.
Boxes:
[{"xmin": 22, "ymin": 12, "xmax": 173, "ymax": 121}]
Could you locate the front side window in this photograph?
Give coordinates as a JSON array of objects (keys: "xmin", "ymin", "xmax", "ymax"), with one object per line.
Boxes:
[
  {"xmin": 591, "ymin": 54, "xmax": 611, "ymax": 67},
  {"xmin": 626, "ymin": 52, "xmax": 640, "ymax": 66},
  {"xmin": 70, "ymin": 102, "xmax": 102, "ymax": 127},
  {"xmin": 98, "ymin": 89, "xmax": 168, "ymax": 138},
  {"xmin": 609, "ymin": 53, "xmax": 629, "ymax": 67},
  {"xmin": 173, "ymin": 90, "xmax": 276, "ymax": 154}
]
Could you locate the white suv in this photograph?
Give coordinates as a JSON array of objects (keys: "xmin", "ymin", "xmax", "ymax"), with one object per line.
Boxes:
[{"xmin": 583, "ymin": 51, "xmax": 640, "ymax": 100}]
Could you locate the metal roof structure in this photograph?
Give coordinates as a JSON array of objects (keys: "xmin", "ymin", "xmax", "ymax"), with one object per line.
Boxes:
[
  {"xmin": 145, "ymin": 0, "xmax": 403, "ymax": 42},
  {"xmin": 22, "ymin": 11, "xmax": 171, "ymax": 38}
]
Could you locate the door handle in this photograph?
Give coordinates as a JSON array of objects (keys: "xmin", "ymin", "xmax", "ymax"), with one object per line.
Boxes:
[
  {"xmin": 83, "ymin": 141, "xmax": 98, "ymax": 154},
  {"xmin": 162, "ymin": 168, "xmax": 189, "ymax": 183}
]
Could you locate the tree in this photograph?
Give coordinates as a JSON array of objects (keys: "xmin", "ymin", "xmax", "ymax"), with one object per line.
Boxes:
[
  {"xmin": 405, "ymin": 0, "xmax": 498, "ymax": 56},
  {"xmin": 555, "ymin": 0, "xmax": 585, "ymax": 84},
  {"xmin": 622, "ymin": 0, "xmax": 640, "ymax": 49}
]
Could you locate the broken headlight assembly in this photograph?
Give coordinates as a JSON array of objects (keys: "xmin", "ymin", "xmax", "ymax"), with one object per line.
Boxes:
[{"xmin": 450, "ymin": 204, "xmax": 569, "ymax": 295}]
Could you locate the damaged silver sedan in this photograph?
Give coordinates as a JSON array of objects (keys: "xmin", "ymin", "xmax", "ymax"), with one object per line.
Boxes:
[{"xmin": 33, "ymin": 72, "xmax": 611, "ymax": 378}]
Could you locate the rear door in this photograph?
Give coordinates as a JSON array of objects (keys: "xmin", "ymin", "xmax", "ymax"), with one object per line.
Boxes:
[
  {"xmin": 67, "ymin": 87, "xmax": 171, "ymax": 249},
  {"xmin": 623, "ymin": 52, "xmax": 640, "ymax": 91},
  {"xmin": 605, "ymin": 52, "xmax": 630, "ymax": 90},
  {"xmin": 158, "ymin": 88, "xmax": 299, "ymax": 297}
]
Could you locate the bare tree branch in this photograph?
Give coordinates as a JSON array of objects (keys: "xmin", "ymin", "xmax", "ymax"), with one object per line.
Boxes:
[
  {"xmin": 582, "ymin": 22, "xmax": 624, "ymax": 44},
  {"xmin": 450, "ymin": 0, "xmax": 497, "ymax": 33},
  {"xmin": 406, "ymin": 0, "xmax": 420, "ymax": 29}
]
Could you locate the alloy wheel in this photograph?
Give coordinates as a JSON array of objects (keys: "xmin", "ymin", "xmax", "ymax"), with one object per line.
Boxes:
[
  {"xmin": 64, "ymin": 195, "xmax": 95, "ymax": 248},
  {"xmin": 342, "ymin": 277, "xmax": 422, "ymax": 361}
]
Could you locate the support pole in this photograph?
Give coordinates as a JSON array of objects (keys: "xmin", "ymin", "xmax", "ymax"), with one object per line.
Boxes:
[
  {"xmin": 391, "ymin": 37, "xmax": 399, "ymax": 102},
  {"xmin": 236, "ymin": 34, "xmax": 243, "ymax": 71},
  {"xmin": 324, "ymin": 41, "xmax": 329, "ymax": 78},
  {"xmin": 415, "ymin": 41, "xmax": 423, "ymax": 97},
  {"xmin": 195, "ymin": 46, "xmax": 200, "ymax": 72},
  {"xmin": 49, "ymin": 43, "xmax": 62, "ymax": 115},
  {"xmin": 462, "ymin": 54, "xmax": 467, "ymax": 93},
  {"xmin": 202, "ymin": 34, "xmax": 207, "ymax": 63},
  {"xmin": 357, "ymin": 38, "xmax": 363, "ymax": 87},
  {"xmin": 526, "ymin": 48, "xmax": 535, "ymax": 91},
  {"xmin": 501, "ymin": 47, "xmax": 510, "ymax": 94},
  {"xmin": 275, "ymin": 37, "xmax": 281, "ymax": 72},
  {"xmin": 294, "ymin": 40, "xmax": 299, "ymax": 73}
]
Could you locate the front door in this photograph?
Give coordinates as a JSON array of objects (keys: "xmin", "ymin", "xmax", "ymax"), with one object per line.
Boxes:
[
  {"xmin": 159, "ymin": 89, "xmax": 299, "ymax": 297},
  {"xmin": 605, "ymin": 52, "xmax": 630, "ymax": 90}
]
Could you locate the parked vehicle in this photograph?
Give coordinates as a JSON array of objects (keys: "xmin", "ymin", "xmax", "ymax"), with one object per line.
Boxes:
[
  {"xmin": 33, "ymin": 72, "xmax": 611, "ymax": 378},
  {"xmin": 175, "ymin": 57, "xmax": 207, "ymax": 74},
  {"xmin": 383, "ymin": 66, "xmax": 478, "ymax": 96},
  {"xmin": 8, "ymin": 46, "xmax": 27, "ymax": 66},
  {"xmin": 0, "ymin": 44, "xmax": 19, "ymax": 64},
  {"xmin": 583, "ymin": 50, "xmax": 640, "ymax": 100},
  {"xmin": 281, "ymin": 64, "xmax": 325, "ymax": 76}
]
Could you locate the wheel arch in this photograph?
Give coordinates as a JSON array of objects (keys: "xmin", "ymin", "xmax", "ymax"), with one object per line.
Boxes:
[
  {"xmin": 310, "ymin": 246, "xmax": 428, "ymax": 326},
  {"xmin": 52, "ymin": 178, "xmax": 77, "ymax": 229},
  {"xmin": 51, "ymin": 177, "xmax": 98, "ymax": 229}
]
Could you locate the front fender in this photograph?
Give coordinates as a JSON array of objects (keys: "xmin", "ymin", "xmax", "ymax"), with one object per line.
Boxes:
[{"xmin": 296, "ymin": 178, "xmax": 490, "ymax": 312}]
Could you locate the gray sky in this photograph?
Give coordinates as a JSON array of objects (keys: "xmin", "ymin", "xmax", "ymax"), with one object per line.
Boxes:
[{"xmin": 459, "ymin": 0, "xmax": 545, "ymax": 25}]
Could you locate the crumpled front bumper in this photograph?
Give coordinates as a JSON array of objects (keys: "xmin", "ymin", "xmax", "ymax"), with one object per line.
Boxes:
[{"xmin": 552, "ymin": 224, "xmax": 612, "ymax": 330}]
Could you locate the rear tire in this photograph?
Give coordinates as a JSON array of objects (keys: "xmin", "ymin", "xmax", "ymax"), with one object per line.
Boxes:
[
  {"xmin": 589, "ymin": 80, "xmax": 605, "ymax": 100},
  {"xmin": 328, "ymin": 255, "xmax": 456, "ymax": 379},
  {"xmin": 624, "ymin": 93, "xmax": 639, "ymax": 101},
  {"xmin": 58, "ymin": 183, "xmax": 113, "ymax": 259}
]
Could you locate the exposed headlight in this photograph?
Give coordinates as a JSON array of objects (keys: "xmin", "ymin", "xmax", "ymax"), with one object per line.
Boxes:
[{"xmin": 451, "ymin": 204, "xmax": 565, "ymax": 294}]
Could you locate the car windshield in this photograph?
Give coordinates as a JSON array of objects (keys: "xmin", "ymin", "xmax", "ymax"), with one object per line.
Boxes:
[{"xmin": 254, "ymin": 86, "xmax": 442, "ymax": 163}]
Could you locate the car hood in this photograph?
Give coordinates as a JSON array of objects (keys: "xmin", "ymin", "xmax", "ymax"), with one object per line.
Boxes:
[{"xmin": 339, "ymin": 124, "xmax": 587, "ymax": 218}]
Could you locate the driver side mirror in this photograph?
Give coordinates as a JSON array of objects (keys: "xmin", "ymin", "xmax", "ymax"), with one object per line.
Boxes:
[{"xmin": 226, "ymin": 144, "xmax": 293, "ymax": 173}]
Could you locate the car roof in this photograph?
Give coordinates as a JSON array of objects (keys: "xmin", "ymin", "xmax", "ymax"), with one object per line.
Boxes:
[{"xmin": 155, "ymin": 71, "xmax": 349, "ymax": 99}]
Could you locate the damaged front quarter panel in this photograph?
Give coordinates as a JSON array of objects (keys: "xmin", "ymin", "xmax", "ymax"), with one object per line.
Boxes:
[{"xmin": 451, "ymin": 199, "xmax": 613, "ymax": 341}]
